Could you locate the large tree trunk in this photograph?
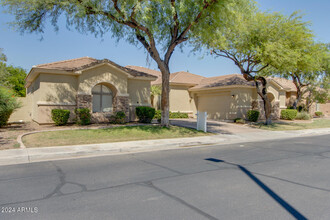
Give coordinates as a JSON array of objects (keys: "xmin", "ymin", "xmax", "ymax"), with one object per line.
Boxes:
[
  {"xmin": 291, "ymin": 75, "xmax": 302, "ymax": 110},
  {"xmin": 257, "ymin": 86, "xmax": 272, "ymax": 125},
  {"xmin": 158, "ymin": 62, "xmax": 171, "ymax": 127},
  {"xmin": 243, "ymin": 73, "xmax": 272, "ymax": 125}
]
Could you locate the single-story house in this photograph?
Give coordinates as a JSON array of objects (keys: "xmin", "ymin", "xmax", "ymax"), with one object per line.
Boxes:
[
  {"xmin": 10, "ymin": 57, "xmax": 157, "ymax": 124},
  {"xmin": 126, "ymin": 66, "xmax": 329, "ymax": 120},
  {"xmin": 9, "ymin": 58, "xmax": 329, "ymax": 124}
]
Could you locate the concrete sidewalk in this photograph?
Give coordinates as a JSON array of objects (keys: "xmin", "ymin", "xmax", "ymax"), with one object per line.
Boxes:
[{"xmin": 0, "ymin": 127, "xmax": 329, "ymax": 166}]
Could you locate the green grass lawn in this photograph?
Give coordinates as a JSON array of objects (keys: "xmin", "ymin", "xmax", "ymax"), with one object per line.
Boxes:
[
  {"xmin": 23, "ymin": 125, "xmax": 210, "ymax": 148},
  {"xmin": 256, "ymin": 118, "xmax": 330, "ymax": 131}
]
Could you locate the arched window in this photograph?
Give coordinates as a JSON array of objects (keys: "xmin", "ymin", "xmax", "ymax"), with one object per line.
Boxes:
[{"xmin": 92, "ymin": 84, "xmax": 113, "ymax": 113}]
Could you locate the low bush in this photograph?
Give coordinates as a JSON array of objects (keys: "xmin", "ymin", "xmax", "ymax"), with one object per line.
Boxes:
[
  {"xmin": 246, "ymin": 110, "xmax": 260, "ymax": 122},
  {"xmin": 295, "ymin": 111, "xmax": 311, "ymax": 120},
  {"xmin": 51, "ymin": 109, "xmax": 70, "ymax": 126},
  {"xmin": 234, "ymin": 118, "xmax": 245, "ymax": 124},
  {"xmin": 0, "ymin": 87, "xmax": 21, "ymax": 127},
  {"xmin": 170, "ymin": 111, "xmax": 189, "ymax": 118},
  {"xmin": 109, "ymin": 111, "xmax": 126, "ymax": 124},
  {"xmin": 136, "ymin": 106, "xmax": 155, "ymax": 123},
  {"xmin": 75, "ymin": 108, "xmax": 91, "ymax": 125},
  {"xmin": 154, "ymin": 110, "xmax": 161, "ymax": 123},
  {"xmin": 281, "ymin": 109, "xmax": 297, "ymax": 120},
  {"xmin": 153, "ymin": 110, "xmax": 188, "ymax": 119},
  {"xmin": 315, "ymin": 111, "xmax": 323, "ymax": 117}
]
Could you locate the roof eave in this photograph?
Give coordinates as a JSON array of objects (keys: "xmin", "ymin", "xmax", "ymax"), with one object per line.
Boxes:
[{"xmin": 189, "ymin": 84, "xmax": 255, "ymax": 92}]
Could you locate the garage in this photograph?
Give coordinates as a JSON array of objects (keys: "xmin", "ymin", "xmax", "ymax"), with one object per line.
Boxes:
[{"xmin": 197, "ymin": 92, "xmax": 232, "ymax": 120}]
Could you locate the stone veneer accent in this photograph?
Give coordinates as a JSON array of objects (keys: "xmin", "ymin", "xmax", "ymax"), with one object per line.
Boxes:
[
  {"xmin": 77, "ymin": 94, "xmax": 92, "ymax": 110},
  {"xmin": 114, "ymin": 96, "xmax": 130, "ymax": 122}
]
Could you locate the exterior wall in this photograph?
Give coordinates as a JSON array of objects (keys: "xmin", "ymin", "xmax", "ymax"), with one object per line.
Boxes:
[
  {"xmin": 128, "ymin": 79, "xmax": 151, "ymax": 121},
  {"xmin": 37, "ymin": 104, "xmax": 77, "ymax": 124},
  {"xmin": 38, "ymin": 74, "xmax": 78, "ymax": 103},
  {"xmin": 319, "ymin": 101, "xmax": 330, "ymax": 116},
  {"xmin": 78, "ymin": 65, "xmax": 128, "ymax": 95},
  {"xmin": 29, "ymin": 73, "xmax": 78, "ymax": 124},
  {"xmin": 169, "ymin": 85, "xmax": 197, "ymax": 115},
  {"xmin": 128, "ymin": 79, "xmax": 150, "ymax": 106},
  {"xmin": 8, "ymin": 96, "xmax": 33, "ymax": 123}
]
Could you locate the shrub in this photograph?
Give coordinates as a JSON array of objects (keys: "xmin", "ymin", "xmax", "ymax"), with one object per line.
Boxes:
[
  {"xmin": 109, "ymin": 111, "xmax": 126, "ymax": 124},
  {"xmin": 287, "ymin": 106, "xmax": 294, "ymax": 109},
  {"xmin": 51, "ymin": 109, "xmax": 70, "ymax": 126},
  {"xmin": 246, "ymin": 110, "xmax": 260, "ymax": 122},
  {"xmin": 136, "ymin": 106, "xmax": 155, "ymax": 123},
  {"xmin": 0, "ymin": 87, "xmax": 21, "ymax": 127},
  {"xmin": 234, "ymin": 118, "xmax": 245, "ymax": 124},
  {"xmin": 295, "ymin": 111, "xmax": 311, "ymax": 120},
  {"xmin": 281, "ymin": 109, "xmax": 297, "ymax": 120},
  {"xmin": 75, "ymin": 108, "xmax": 91, "ymax": 125},
  {"xmin": 170, "ymin": 111, "xmax": 189, "ymax": 118},
  {"xmin": 153, "ymin": 110, "xmax": 189, "ymax": 120},
  {"xmin": 315, "ymin": 111, "xmax": 323, "ymax": 117}
]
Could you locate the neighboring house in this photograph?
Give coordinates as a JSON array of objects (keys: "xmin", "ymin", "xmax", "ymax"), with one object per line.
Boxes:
[
  {"xmin": 126, "ymin": 66, "xmax": 329, "ymax": 120},
  {"xmin": 10, "ymin": 57, "xmax": 157, "ymax": 124}
]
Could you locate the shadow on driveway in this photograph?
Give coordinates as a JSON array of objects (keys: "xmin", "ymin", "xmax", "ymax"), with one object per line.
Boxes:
[{"xmin": 170, "ymin": 119, "xmax": 257, "ymax": 134}]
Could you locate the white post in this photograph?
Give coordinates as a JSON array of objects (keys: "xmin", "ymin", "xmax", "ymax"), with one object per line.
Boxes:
[{"xmin": 196, "ymin": 111, "xmax": 207, "ymax": 132}]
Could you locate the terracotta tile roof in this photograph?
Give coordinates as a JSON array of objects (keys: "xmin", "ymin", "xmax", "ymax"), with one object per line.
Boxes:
[
  {"xmin": 190, "ymin": 74, "xmax": 255, "ymax": 90},
  {"xmin": 169, "ymin": 71, "xmax": 206, "ymax": 85},
  {"xmin": 34, "ymin": 57, "xmax": 157, "ymax": 79},
  {"xmin": 126, "ymin": 66, "xmax": 205, "ymax": 85},
  {"xmin": 125, "ymin": 66, "xmax": 162, "ymax": 78},
  {"xmin": 35, "ymin": 57, "xmax": 97, "ymax": 70},
  {"xmin": 270, "ymin": 77, "xmax": 297, "ymax": 91}
]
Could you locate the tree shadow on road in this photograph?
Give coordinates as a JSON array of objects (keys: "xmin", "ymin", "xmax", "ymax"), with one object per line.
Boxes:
[{"xmin": 205, "ymin": 158, "xmax": 308, "ymax": 220}]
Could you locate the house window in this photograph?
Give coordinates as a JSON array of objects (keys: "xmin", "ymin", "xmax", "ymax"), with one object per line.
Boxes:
[{"xmin": 92, "ymin": 84, "xmax": 113, "ymax": 113}]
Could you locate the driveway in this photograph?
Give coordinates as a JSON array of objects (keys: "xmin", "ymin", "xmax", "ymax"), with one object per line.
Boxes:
[{"xmin": 170, "ymin": 118, "xmax": 258, "ymax": 134}]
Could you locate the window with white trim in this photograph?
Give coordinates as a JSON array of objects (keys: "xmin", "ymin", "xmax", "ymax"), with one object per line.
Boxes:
[{"xmin": 92, "ymin": 84, "xmax": 113, "ymax": 113}]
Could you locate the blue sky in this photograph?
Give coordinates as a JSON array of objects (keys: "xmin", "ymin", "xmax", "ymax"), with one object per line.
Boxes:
[{"xmin": 1, "ymin": 0, "xmax": 329, "ymax": 77}]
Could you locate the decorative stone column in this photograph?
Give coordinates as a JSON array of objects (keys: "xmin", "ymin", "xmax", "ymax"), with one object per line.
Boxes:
[
  {"xmin": 76, "ymin": 94, "xmax": 92, "ymax": 110},
  {"xmin": 114, "ymin": 96, "xmax": 130, "ymax": 122}
]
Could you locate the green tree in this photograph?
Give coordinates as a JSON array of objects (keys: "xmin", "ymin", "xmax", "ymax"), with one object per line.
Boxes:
[
  {"xmin": 194, "ymin": 11, "xmax": 313, "ymax": 125},
  {"xmin": 0, "ymin": 48, "xmax": 6, "ymax": 62},
  {"xmin": 2, "ymin": 0, "xmax": 250, "ymax": 126},
  {"xmin": 0, "ymin": 48, "xmax": 8, "ymax": 88},
  {"xmin": 150, "ymin": 85, "xmax": 161, "ymax": 109},
  {"xmin": 4, "ymin": 65, "xmax": 27, "ymax": 97},
  {"xmin": 0, "ymin": 87, "xmax": 21, "ymax": 127},
  {"xmin": 275, "ymin": 39, "xmax": 328, "ymax": 109}
]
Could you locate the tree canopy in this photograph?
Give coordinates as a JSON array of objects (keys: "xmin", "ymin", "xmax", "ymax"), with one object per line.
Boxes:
[
  {"xmin": 193, "ymin": 10, "xmax": 319, "ymax": 124},
  {"xmin": 0, "ymin": 49, "xmax": 27, "ymax": 97},
  {"xmin": 2, "ymin": 0, "xmax": 253, "ymax": 126}
]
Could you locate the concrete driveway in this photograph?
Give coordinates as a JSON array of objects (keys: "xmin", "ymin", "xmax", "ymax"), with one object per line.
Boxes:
[{"xmin": 170, "ymin": 119, "xmax": 258, "ymax": 134}]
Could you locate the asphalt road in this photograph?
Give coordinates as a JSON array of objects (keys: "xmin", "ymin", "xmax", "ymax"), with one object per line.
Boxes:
[{"xmin": 0, "ymin": 134, "xmax": 330, "ymax": 220}]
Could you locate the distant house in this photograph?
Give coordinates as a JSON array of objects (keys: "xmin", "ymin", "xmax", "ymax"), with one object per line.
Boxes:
[
  {"xmin": 126, "ymin": 66, "xmax": 329, "ymax": 120},
  {"xmin": 10, "ymin": 57, "xmax": 156, "ymax": 124}
]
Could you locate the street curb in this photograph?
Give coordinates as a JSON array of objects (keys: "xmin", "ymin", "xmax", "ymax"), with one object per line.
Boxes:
[{"xmin": 1, "ymin": 128, "xmax": 330, "ymax": 166}]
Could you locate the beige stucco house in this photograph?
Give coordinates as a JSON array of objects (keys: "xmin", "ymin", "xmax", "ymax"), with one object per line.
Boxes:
[
  {"xmin": 11, "ymin": 57, "xmax": 157, "ymax": 124},
  {"xmin": 126, "ymin": 66, "xmax": 328, "ymax": 120}
]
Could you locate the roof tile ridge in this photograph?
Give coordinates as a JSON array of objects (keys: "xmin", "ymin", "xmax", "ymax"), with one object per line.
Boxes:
[{"xmin": 36, "ymin": 56, "xmax": 96, "ymax": 67}]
